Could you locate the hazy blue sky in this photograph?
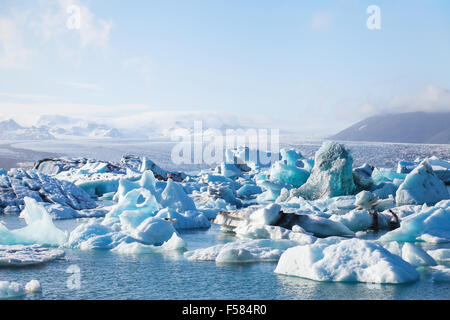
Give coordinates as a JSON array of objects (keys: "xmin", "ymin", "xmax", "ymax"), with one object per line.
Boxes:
[{"xmin": 1, "ymin": 0, "xmax": 449, "ymax": 135}]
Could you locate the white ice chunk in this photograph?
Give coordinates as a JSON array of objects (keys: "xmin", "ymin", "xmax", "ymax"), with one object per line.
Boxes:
[
  {"xmin": 111, "ymin": 233, "xmax": 186, "ymax": 254},
  {"xmin": 396, "ymin": 159, "xmax": 449, "ymax": 206},
  {"xmin": 426, "ymin": 249, "xmax": 450, "ymax": 263},
  {"xmin": 25, "ymin": 280, "xmax": 42, "ymax": 293},
  {"xmin": 160, "ymin": 179, "xmax": 196, "ymax": 212},
  {"xmin": 401, "ymin": 243, "xmax": 437, "ymax": 267},
  {"xmin": 275, "ymin": 238, "xmax": 420, "ymax": 284},
  {"xmin": 130, "ymin": 217, "xmax": 177, "ymax": 245},
  {"xmin": 0, "ymin": 197, "xmax": 67, "ymax": 246},
  {"xmin": 0, "ymin": 245, "xmax": 64, "ymax": 267},
  {"xmin": 0, "ymin": 281, "xmax": 25, "ymax": 299},
  {"xmin": 379, "ymin": 200, "xmax": 450, "ymax": 243},
  {"xmin": 185, "ymin": 239, "xmax": 303, "ymax": 263}
]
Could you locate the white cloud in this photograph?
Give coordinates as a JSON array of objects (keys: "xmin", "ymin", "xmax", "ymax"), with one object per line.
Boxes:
[{"xmin": 0, "ymin": 0, "xmax": 113, "ymax": 70}]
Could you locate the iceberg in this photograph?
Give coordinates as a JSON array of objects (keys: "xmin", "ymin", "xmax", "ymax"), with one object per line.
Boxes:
[
  {"xmin": 111, "ymin": 233, "xmax": 186, "ymax": 254},
  {"xmin": 155, "ymin": 208, "xmax": 210, "ymax": 230},
  {"xmin": 0, "ymin": 169, "xmax": 96, "ymax": 214},
  {"xmin": 0, "ymin": 280, "xmax": 42, "ymax": 298},
  {"xmin": 353, "ymin": 164, "xmax": 374, "ymax": 191},
  {"xmin": 67, "ymin": 220, "xmax": 129, "ymax": 250},
  {"xmin": 160, "ymin": 179, "xmax": 196, "ymax": 212},
  {"xmin": 275, "ymin": 238, "xmax": 420, "ymax": 284},
  {"xmin": 185, "ymin": 239, "xmax": 303, "ymax": 263},
  {"xmin": 401, "ymin": 243, "xmax": 437, "ymax": 267},
  {"xmin": 269, "ymin": 149, "xmax": 310, "ymax": 188},
  {"xmin": 0, "ymin": 245, "xmax": 65, "ymax": 267},
  {"xmin": 379, "ymin": 200, "xmax": 450, "ymax": 243},
  {"xmin": 128, "ymin": 217, "xmax": 177, "ymax": 245},
  {"xmin": 24, "ymin": 280, "xmax": 42, "ymax": 293},
  {"xmin": 427, "ymin": 249, "xmax": 450, "ymax": 263},
  {"xmin": 396, "ymin": 159, "xmax": 449, "ymax": 206},
  {"xmin": 0, "ymin": 198, "xmax": 67, "ymax": 246},
  {"xmin": 0, "ymin": 281, "xmax": 25, "ymax": 299},
  {"xmin": 295, "ymin": 142, "xmax": 356, "ymax": 200}
]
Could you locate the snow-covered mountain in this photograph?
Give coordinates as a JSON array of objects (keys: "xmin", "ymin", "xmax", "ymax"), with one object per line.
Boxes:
[
  {"xmin": 0, "ymin": 119, "xmax": 55, "ymax": 140},
  {"xmin": 0, "ymin": 116, "xmax": 126, "ymax": 141},
  {"xmin": 330, "ymin": 112, "xmax": 450, "ymax": 144}
]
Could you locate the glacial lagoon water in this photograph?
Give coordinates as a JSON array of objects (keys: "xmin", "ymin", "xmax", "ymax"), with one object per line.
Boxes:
[{"xmin": 1, "ymin": 216, "xmax": 449, "ymax": 300}]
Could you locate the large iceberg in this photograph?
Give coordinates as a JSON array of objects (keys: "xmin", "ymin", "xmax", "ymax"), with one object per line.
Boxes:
[
  {"xmin": 396, "ymin": 159, "xmax": 449, "ymax": 206},
  {"xmin": 294, "ymin": 142, "xmax": 356, "ymax": 200},
  {"xmin": 274, "ymin": 238, "xmax": 420, "ymax": 284}
]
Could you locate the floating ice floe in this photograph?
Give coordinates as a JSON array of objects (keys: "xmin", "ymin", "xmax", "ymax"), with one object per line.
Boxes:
[
  {"xmin": 396, "ymin": 159, "xmax": 449, "ymax": 206},
  {"xmin": 185, "ymin": 239, "xmax": 304, "ymax": 263},
  {"xmin": 0, "ymin": 245, "xmax": 64, "ymax": 267},
  {"xmin": 0, "ymin": 198, "xmax": 67, "ymax": 246},
  {"xmin": 274, "ymin": 238, "xmax": 420, "ymax": 284},
  {"xmin": 292, "ymin": 142, "xmax": 356, "ymax": 200},
  {"xmin": 379, "ymin": 200, "xmax": 450, "ymax": 243}
]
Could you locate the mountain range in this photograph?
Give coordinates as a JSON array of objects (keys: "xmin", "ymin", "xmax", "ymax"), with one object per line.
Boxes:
[{"xmin": 330, "ymin": 112, "xmax": 450, "ymax": 144}]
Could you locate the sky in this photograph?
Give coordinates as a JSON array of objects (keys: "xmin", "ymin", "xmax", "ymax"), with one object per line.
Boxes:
[{"xmin": 0, "ymin": 0, "xmax": 449, "ymax": 136}]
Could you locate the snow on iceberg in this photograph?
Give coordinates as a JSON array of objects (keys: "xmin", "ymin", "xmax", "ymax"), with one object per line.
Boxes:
[
  {"xmin": 294, "ymin": 142, "xmax": 356, "ymax": 200},
  {"xmin": 274, "ymin": 238, "xmax": 420, "ymax": 284},
  {"xmin": 396, "ymin": 159, "xmax": 449, "ymax": 206},
  {"xmin": 379, "ymin": 200, "xmax": 450, "ymax": 243},
  {"xmin": 0, "ymin": 198, "xmax": 67, "ymax": 246},
  {"xmin": 0, "ymin": 245, "xmax": 64, "ymax": 267}
]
